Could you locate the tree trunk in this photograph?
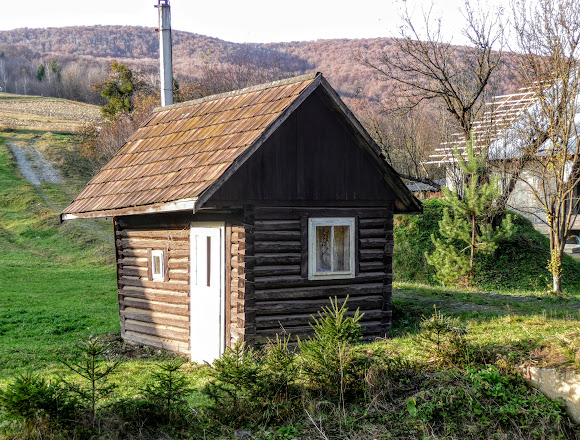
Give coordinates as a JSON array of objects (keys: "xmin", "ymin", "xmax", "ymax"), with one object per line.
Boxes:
[
  {"xmin": 553, "ymin": 271, "xmax": 562, "ymax": 294},
  {"xmin": 549, "ymin": 227, "xmax": 564, "ymax": 295},
  {"xmin": 470, "ymin": 213, "xmax": 476, "ymax": 270}
]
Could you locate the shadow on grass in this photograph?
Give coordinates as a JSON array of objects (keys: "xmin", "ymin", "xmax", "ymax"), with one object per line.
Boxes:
[{"xmin": 391, "ymin": 284, "xmax": 580, "ymax": 338}]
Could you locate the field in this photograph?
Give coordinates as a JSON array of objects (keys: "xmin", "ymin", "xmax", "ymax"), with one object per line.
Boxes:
[{"xmin": 0, "ymin": 92, "xmax": 100, "ymax": 133}]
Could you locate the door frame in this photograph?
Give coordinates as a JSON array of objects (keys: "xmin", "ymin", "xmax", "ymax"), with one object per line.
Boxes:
[{"xmin": 189, "ymin": 222, "xmax": 226, "ymax": 363}]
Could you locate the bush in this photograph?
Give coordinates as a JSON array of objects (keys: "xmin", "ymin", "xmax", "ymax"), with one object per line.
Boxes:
[
  {"xmin": 394, "ymin": 198, "xmax": 580, "ymax": 292},
  {"xmin": 415, "ymin": 367, "xmax": 574, "ymax": 439},
  {"xmin": 141, "ymin": 359, "xmax": 193, "ymax": 424},
  {"xmin": 258, "ymin": 335, "xmax": 301, "ymax": 422},
  {"xmin": 418, "ymin": 305, "xmax": 468, "ymax": 364},
  {"xmin": 203, "ymin": 336, "xmax": 302, "ymax": 426},
  {"xmin": 298, "ymin": 297, "xmax": 372, "ymax": 403},
  {"xmin": 475, "ymin": 214, "xmax": 580, "ymax": 292},
  {"xmin": 60, "ymin": 337, "xmax": 120, "ymax": 428},
  {"xmin": 0, "ymin": 372, "xmax": 76, "ymax": 431},
  {"xmin": 203, "ymin": 342, "xmax": 263, "ymax": 425}
]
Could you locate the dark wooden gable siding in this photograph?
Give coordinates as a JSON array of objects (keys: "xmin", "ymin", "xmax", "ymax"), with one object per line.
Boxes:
[
  {"xmin": 206, "ymin": 87, "xmax": 397, "ymax": 345},
  {"xmin": 207, "ymin": 90, "xmax": 395, "ymax": 206}
]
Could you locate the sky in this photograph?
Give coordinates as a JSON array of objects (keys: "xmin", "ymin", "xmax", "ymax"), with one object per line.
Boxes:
[{"xmin": 0, "ymin": 0, "xmax": 507, "ymax": 44}]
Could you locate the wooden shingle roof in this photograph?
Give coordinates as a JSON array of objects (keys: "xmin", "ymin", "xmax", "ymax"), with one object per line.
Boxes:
[{"xmin": 62, "ymin": 72, "xmax": 421, "ymax": 219}]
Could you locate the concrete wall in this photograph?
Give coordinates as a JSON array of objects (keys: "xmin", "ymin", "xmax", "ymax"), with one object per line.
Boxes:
[{"xmin": 525, "ymin": 366, "xmax": 580, "ymax": 423}]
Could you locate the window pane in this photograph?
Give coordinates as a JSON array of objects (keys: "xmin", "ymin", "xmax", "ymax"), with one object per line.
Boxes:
[
  {"xmin": 333, "ymin": 225, "xmax": 350, "ymax": 271},
  {"xmin": 153, "ymin": 255, "xmax": 161, "ymax": 275},
  {"xmin": 316, "ymin": 226, "xmax": 332, "ymax": 272}
]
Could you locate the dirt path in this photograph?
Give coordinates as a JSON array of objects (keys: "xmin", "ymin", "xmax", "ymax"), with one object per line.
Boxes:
[{"xmin": 7, "ymin": 140, "xmax": 61, "ymax": 186}]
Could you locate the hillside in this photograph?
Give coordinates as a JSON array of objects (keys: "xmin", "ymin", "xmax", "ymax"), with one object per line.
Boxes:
[{"xmin": 0, "ymin": 26, "xmax": 521, "ymax": 105}]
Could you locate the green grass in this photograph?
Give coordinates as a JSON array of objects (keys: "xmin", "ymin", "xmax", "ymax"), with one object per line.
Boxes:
[
  {"xmin": 389, "ymin": 283, "xmax": 580, "ymax": 370},
  {"xmin": 0, "ymin": 129, "xmax": 118, "ymax": 379}
]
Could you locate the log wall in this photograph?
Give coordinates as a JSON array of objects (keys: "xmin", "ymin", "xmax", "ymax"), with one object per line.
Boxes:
[
  {"xmin": 114, "ymin": 220, "xmax": 191, "ymax": 355},
  {"xmin": 226, "ymin": 222, "xmax": 248, "ymax": 347},
  {"xmin": 246, "ymin": 204, "xmax": 394, "ymax": 345}
]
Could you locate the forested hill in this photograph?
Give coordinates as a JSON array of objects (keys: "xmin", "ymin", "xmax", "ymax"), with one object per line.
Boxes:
[{"xmin": 0, "ymin": 25, "xmax": 521, "ymax": 104}]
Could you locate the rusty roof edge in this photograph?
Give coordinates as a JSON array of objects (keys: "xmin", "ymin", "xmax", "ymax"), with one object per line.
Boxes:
[
  {"xmin": 317, "ymin": 75, "xmax": 422, "ymax": 214},
  {"xmin": 152, "ymin": 72, "xmax": 320, "ymax": 113},
  {"xmin": 193, "ymin": 73, "xmax": 323, "ymax": 212}
]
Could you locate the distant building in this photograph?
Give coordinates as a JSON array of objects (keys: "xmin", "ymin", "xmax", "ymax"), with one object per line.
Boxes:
[{"xmin": 406, "ymin": 179, "xmax": 445, "ymax": 199}]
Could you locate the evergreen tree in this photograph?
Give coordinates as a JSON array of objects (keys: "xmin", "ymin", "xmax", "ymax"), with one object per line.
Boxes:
[
  {"xmin": 98, "ymin": 62, "xmax": 136, "ymax": 120},
  {"xmin": 426, "ymin": 141, "xmax": 514, "ymax": 285},
  {"xmin": 48, "ymin": 60, "xmax": 61, "ymax": 82},
  {"xmin": 36, "ymin": 63, "xmax": 45, "ymax": 82}
]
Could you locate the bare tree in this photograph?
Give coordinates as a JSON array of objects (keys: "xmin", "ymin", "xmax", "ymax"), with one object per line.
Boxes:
[
  {"xmin": 354, "ymin": 98, "xmax": 445, "ymax": 188},
  {"xmin": 0, "ymin": 58, "xmax": 8, "ymax": 92},
  {"xmin": 507, "ymin": 0, "xmax": 580, "ymax": 293},
  {"xmin": 199, "ymin": 48, "xmax": 287, "ymax": 96},
  {"xmin": 360, "ymin": 0, "xmax": 505, "ymax": 143}
]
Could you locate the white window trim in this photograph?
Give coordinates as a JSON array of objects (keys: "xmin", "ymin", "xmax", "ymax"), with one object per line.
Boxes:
[
  {"xmin": 308, "ymin": 217, "xmax": 356, "ymax": 280},
  {"xmin": 151, "ymin": 249, "xmax": 165, "ymax": 281}
]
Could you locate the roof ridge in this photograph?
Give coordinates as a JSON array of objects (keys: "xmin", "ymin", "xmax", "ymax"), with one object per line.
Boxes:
[{"xmin": 153, "ymin": 72, "xmax": 321, "ymax": 113}]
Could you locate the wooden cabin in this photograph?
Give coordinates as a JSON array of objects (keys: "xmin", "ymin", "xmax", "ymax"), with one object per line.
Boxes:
[{"xmin": 61, "ymin": 73, "xmax": 422, "ymax": 363}]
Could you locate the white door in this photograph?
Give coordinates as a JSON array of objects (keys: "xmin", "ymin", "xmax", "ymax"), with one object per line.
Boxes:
[{"xmin": 190, "ymin": 223, "xmax": 225, "ymax": 363}]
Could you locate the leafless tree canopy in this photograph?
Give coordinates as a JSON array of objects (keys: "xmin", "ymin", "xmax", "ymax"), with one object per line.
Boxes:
[
  {"xmin": 508, "ymin": 0, "xmax": 580, "ymax": 293},
  {"xmin": 353, "ymin": 99, "xmax": 445, "ymax": 188},
  {"xmin": 361, "ymin": 0, "xmax": 505, "ymax": 141}
]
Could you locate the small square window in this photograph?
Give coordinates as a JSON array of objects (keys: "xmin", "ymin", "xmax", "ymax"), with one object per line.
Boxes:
[
  {"xmin": 151, "ymin": 249, "xmax": 165, "ymax": 281},
  {"xmin": 308, "ymin": 218, "xmax": 355, "ymax": 280}
]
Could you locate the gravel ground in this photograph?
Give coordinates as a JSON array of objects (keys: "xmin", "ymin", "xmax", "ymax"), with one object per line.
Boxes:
[{"xmin": 8, "ymin": 141, "xmax": 61, "ymax": 185}]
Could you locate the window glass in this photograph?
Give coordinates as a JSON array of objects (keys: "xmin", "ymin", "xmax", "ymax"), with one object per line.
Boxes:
[
  {"xmin": 316, "ymin": 226, "xmax": 332, "ymax": 272},
  {"xmin": 152, "ymin": 255, "xmax": 161, "ymax": 275},
  {"xmin": 333, "ymin": 225, "xmax": 350, "ymax": 271},
  {"xmin": 151, "ymin": 249, "xmax": 164, "ymax": 281}
]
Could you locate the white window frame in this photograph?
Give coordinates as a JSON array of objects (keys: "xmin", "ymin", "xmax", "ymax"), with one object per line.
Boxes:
[
  {"xmin": 308, "ymin": 217, "xmax": 356, "ymax": 280},
  {"xmin": 151, "ymin": 249, "xmax": 165, "ymax": 281}
]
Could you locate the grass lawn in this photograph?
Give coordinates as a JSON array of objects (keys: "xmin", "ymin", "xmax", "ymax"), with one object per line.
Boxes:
[
  {"xmin": 388, "ymin": 283, "xmax": 580, "ymax": 371},
  {"xmin": 0, "ymin": 130, "xmax": 119, "ymax": 379},
  {"xmin": 0, "ymin": 255, "xmax": 118, "ymax": 378}
]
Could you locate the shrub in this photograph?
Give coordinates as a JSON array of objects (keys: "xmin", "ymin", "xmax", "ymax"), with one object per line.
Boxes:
[
  {"xmin": 394, "ymin": 198, "xmax": 580, "ymax": 292},
  {"xmin": 61, "ymin": 337, "xmax": 120, "ymax": 427},
  {"xmin": 204, "ymin": 336, "xmax": 303, "ymax": 426},
  {"xmin": 393, "ymin": 198, "xmax": 444, "ymax": 283},
  {"xmin": 141, "ymin": 359, "xmax": 193, "ymax": 423},
  {"xmin": 418, "ymin": 305, "xmax": 467, "ymax": 362},
  {"xmin": 0, "ymin": 372, "xmax": 76, "ymax": 431},
  {"xmin": 298, "ymin": 297, "xmax": 371, "ymax": 403},
  {"xmin": 258, "ymin": 334, "xmax": 301, "ymax": 422},
  {"xmin": 203, "ymin": 341, "xmax": 262, "ymax": 425},
  {"xmin": 415, "ymin": 367, "xmax": 575, "ymax": 439}
]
